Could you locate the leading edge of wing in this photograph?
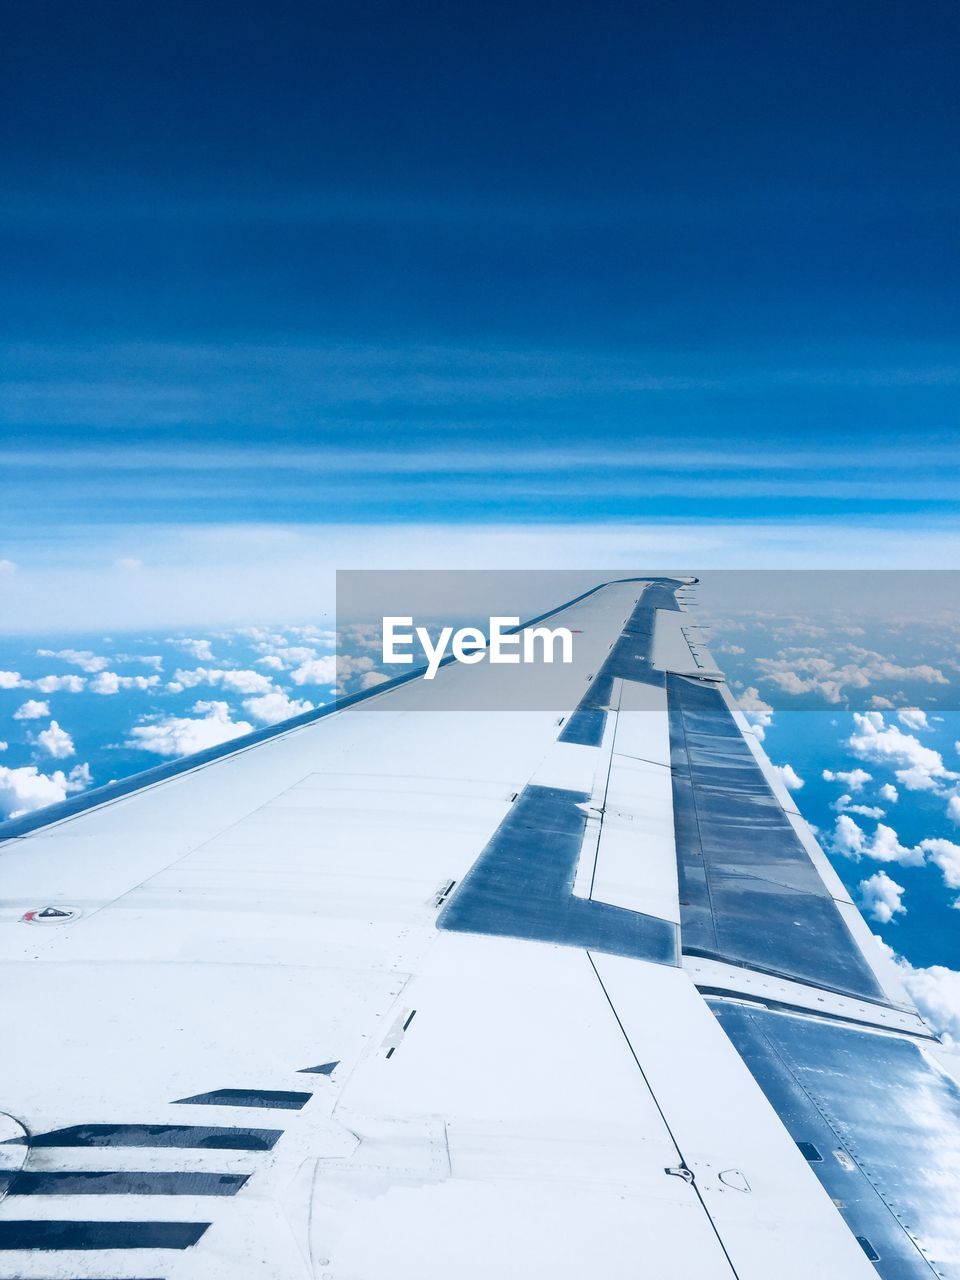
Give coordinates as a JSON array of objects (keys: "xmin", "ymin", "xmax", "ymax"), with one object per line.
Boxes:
[{"xmin": 0, "ymin": 576, "xmax": 684, "ymax": 843}]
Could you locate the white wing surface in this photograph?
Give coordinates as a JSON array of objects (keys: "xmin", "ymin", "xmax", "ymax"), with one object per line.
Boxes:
[{"xmin": 1, "ymin": 578, "xmax": 957, "ymax": 1280}]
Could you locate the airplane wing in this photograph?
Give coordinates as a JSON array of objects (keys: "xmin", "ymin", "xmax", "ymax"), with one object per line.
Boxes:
[{"xmin": 1, "ymin": 577, "xmax": 958, "ymax": 1280}]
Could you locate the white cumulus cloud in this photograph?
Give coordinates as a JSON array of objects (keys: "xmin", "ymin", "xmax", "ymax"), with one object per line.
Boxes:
[
  {"xmin": 0, "ymin": 671, "xmax": 25, "ymax": 689},
  {"xmin": 897, "ymin": 706, "xmax": 929, "ymax": 732},
  {"xmin": 830, "ymin": 816, "xmax": 924, "ymax": 866},
  {"xmin": 359, "ymin": 671, "xmax": 391, "ymax": 691},
  {"xmin": 290, "ymin": 656, "xmax": 338, "ymax": 686},
  {"xmin": 876, "ymin": 939, "xmax": 960, "ymax": 1046},
  {"xmin": 879, "ymin": 782, "xmax": 899, "ymax": 803},
  {"xmin": 737, "ymin": 686, "xmax": 774, "ymax": 739},
  {"xmin": 165, "ymin": 667, "xmax": 275, "ymax": 695},
  {"xmin": 758, "ymin": 649, "xmax": 947, "ymax": 705},
  {"xmin": 869, "ymin": 822, "xmax": 925, "ymax": 866},
  {"xmin": 37, "ymin": 648, "xmax": 110, "ymax": 673},
  {"xmin": 0, "ymin": 762, "xmax": 90, "ymax": 819},
  {"xmin": 242, "ymin": 691, "xmax": 314, "ymax": 725},
  {"xmin": 822, "ymin": 767, "xmax": 872, "ymax": 791},
  {"xmin": 858, "ymin": 871, "xmax": 906, "ymax": 923},
  {"xmin": 34, "ymin": 674, "xmax": 86, "ymax": 693},
  {"xmin": 126, "ymin": 701, "xmax": 253, "ymax": 757},
  {"xmin": 831, "ymin": 818, "xmax": 960, "ymax": 901},
  {"xmin": 832, "ymin": 794, "xmax": 885, "ymax": 819},
  {"xmin": 14, "ymin": 699, "xmax": 50, "ymax": 720},
  {"xmin": 36, "ymin": 720, "xmax": 75, "ymax": 759},
  {"xmin": 919, "ymin": 838, "xmax": 960, "ymax": 892},
  {"xmin": 832, "ymin": 814, "xmax": 867, "ymax": 857},
  {"xmin": 772, "ymin": 763, "xmax": 804, "ymax": 790},
  {"xmin": 89, "ymin": 672, "xmax": 161, "ymax": 695},
  {"xmin": 847, "ymin": 712, "xmax": 956, "ymax": 793},
  {"xmin": 169, "ymin": 637, "xmax": 216, "ymax": 661}
]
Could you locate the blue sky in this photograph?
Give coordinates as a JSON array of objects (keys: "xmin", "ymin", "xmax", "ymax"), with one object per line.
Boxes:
[{"xmin": 2, "ymin": 0, "xmax": 959, "ymax": 623}]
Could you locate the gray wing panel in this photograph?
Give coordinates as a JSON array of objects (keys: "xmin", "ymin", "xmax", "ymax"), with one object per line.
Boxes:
[
  {"xmin": 668, "ymin": 673, "xmax": 887, "ymax": 1003},
  {"xmin": 711, "ymin": 1000, "xmax": 960, "ymax": 1279}
]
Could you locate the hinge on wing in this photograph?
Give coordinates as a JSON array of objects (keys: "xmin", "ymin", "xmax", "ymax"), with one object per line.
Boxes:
[
  {"xmin": 664, "ymin": 1163, "xmax": 695, "ymax": 1184},
  {"xmin": 432, "ymin": 879, "xmax": 456, "ymax": 908}
]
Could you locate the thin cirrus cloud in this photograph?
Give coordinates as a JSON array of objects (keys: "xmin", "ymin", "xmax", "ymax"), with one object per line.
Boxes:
[
  {"xmin": 5, "ymin": 458, "xmax": 960, "ymax": 510},
  {"xmin": 2, "ymin": 336, "xmax": 959, "ymax": 533}
]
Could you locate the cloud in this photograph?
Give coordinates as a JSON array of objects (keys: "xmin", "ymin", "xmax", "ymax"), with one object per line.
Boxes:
[
  {"xmin": 919, "ymin": 838, "xmax": 960, "ymax": 892},
  {"xmin": 831, "ymin": 818, "xmax": 960, "ymax": 902},
  {"xmin": 13, "ymin": 699, "xmax": 50, "ymax": 720},
  {"xmin": 242, "ymin": 691, "xmax": 314, "ymax": 725},
  {"xmin": 869, "ymin": 823, "xmax": 925, "ymax": 865},
  {"xmin": 34, "ymin": 674, "xmax": 86, "ymax": 693},
  {"xmin": 0, "ymin": 762, "xmax": 90, "ymax": 819},
  {"xmin": 879, "ymin": 782, "xmax": 899, "ymax": 803},
  {"xmin": 252, "ymin": 643, "xmax": 323, "ymax": 670},
  {"xmin": 829, "ymin": 815, "xmax": 925, "ymax": 866},
  {"xmin": 169, "ymin": 637, "xmax": 216, "ymax": 661},
  {"xmin": 36, "ymin": 720, "xmax": 75, "ymax": 759},
  {"xmin": 846, "ymin": 711, "xmax": 956, "ymax": 792},
  {"xmin": 897, "ymin": 706, "xmax": 929, "ymax": 731},
  {"xmin": 0, "ymin": 559, "xmax": 17, "ymax": 575},
  {"xmin": 832, "ymin": 814, "xmax": 867, "ymax": 857},
  {"xmin": 0, "ymin": 671, "xmax": 25, "ymax": 689},
  {"xmin": 115, "ymin": 556, "xmax": 143, "ymax": 570},
  {"xmin": 832, "ymin": 794, "xmax": 885, "ymax": 818},
  {"xmin": 126, "ymin": 700, "xmax": 253, "ymax": 757},
  {"xmin": 359, "ymin": 671, "xmax": 391, "ymax": 690},
  {"xmin": 772, "ymin": 763, "xmax": 804, "ymax": 790},
  {"xmin": 949, "ymin": 795, "xmax": 960, "ymax": 826},
  {"xmin": 113, "ymin": 652, "xmax": 164, "ymax": 670},
  {"xmin": 0, "ymin": 741, "xmax": 7, "ymax": 751},
  {"xmin": 165, "ymin": 667, "xmax": 274, "ymax": 695},
  {"xmin": 290, "ymin": 656, "xmax": 338, "ymax": 686},
  {"xmin": 736, "ymin": 686, "xmax": 773, "ymax": 739},
  {"xmin": 757, "ymin": 649, "xmax": 948, "ymax": 705},
  {"xmin": 859, "ymin": 871, "xmax": 906, "ymax": 923},
  {"xmin": 877, "ymin": 939, "xmax": 960, "ymax": 1046},
  {"xmin": 822, "ymin": 767, "xmax": 872, "ymax": 791},
  {"xmin": 37, "ymin": 647, "xmax": 110, "ymax": 673},
  {"xmin": 89, "ymin": 671, "xmax": 161, "ymax": 694}
]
